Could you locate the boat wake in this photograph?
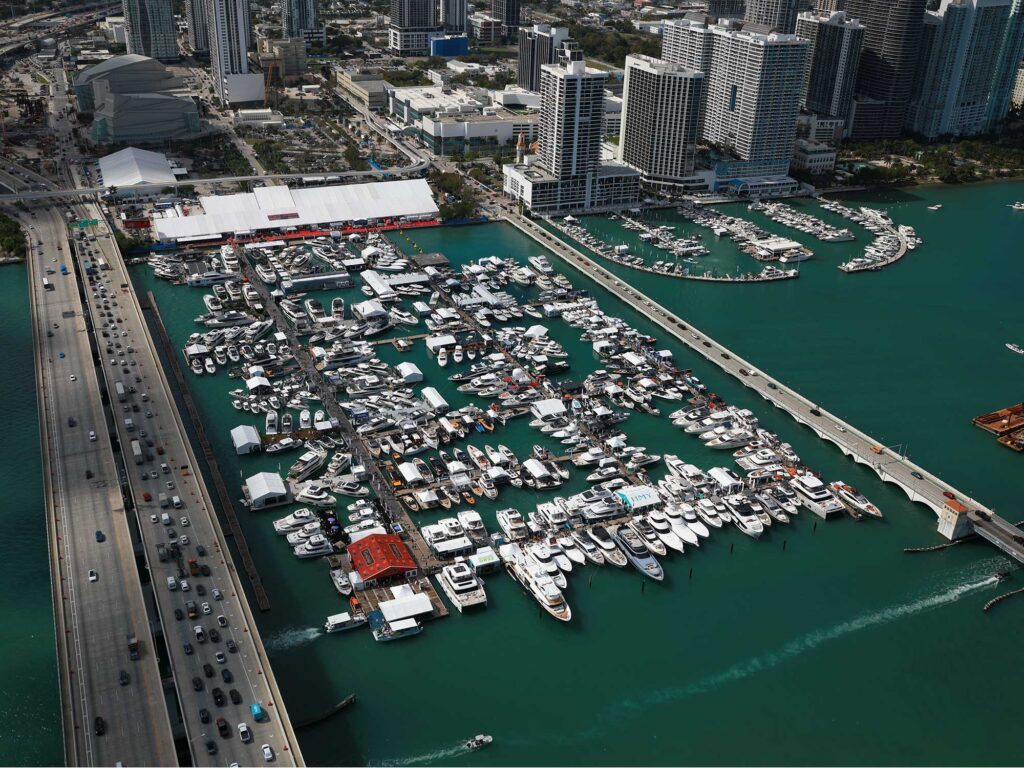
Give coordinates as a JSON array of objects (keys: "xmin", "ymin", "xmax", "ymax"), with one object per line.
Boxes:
[
  {"xmin": 622, "ymin": 572, "xmax": 1000, "ymax": 711},
  {"xmin": 377, "ymin": 742, "xmax": 471, "ymax": 767},
  {"xmin": 263, "ymin": 626, "xmax": 321, "ymax": 653}
]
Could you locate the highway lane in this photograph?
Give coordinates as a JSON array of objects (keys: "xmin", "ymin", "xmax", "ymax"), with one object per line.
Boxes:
[
  {"xmin": 17, "ymin": 203, "xmax": 177, "ymax": 766},
  {"xmin": 39, "ymin": 58, "xmax": 303, "ymax": 760}
]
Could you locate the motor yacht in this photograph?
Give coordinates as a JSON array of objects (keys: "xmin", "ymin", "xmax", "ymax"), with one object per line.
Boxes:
[
  {"xmin": 438, "ymin": 562, "xmax": 487, "ymax": 612},
  {"xmin": 645, "ymin": 511, "xmax": 685, "ymax": 553},
  {"xmin": 829, "ymin": 481, "xmax": 882, "ymax": 519},
  {"xmin": 722, "ymin": 495, "xmax": 765, "ymax": 539},
  {"xmin": 266, "ymin": 437, "xmax": 303, "ymax": 454},
  {"xmin": 499, "ymin": 543, "xmax": 571, "ymax": 622},
  {"xmin": 323, "ymin": 610, "xmax": 366, "ymax": 633},
  {"xmin": 273, "ymin": 508, "xmax": 316, "ymax": 534},
  {"xmin": 293, "ymin": 534, "xmax": 334, "ymax": 559},
  {"xmin": 571, "ymin": 533, "xmax": 605, "ymax": 565},
  {"xmin": 791, "ymin": 474, "xmax": 845, "ymax": 518},
  {"xmin": 294, "ymin": 485, "xmax": 337, "ymax": 508},
  {"xmin": 611, "ymin": 525, "xmax": 664, "ymax": 580},
  {"xmin": 497, "ymin": 508, "xmax": 528, "ymax": 541}
]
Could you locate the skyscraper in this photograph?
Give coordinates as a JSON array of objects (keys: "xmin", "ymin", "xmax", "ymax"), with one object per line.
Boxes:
[
  {"xmin": 491, "ymin": 0, "xmax": 520, "ymax": 39},
  {"xmin": 795, "ymin": 10, "xmax": 864, "ymax": 120},
  {"xmin": 283, "ymin": 0, "xmax": 322, "ymax": 42},
  {"xmin": 744, "ymin": 0, "xmax": 799, "ymax": 32},
  {"xmin": 844, "ymin": 0, "xmax": 927, "ymax": 138},
  {"xmin": 817, "ymin": 0, "xmax": 844, "ymax": 10},
  {"xmin": 617, "ymin": 54, "xmax": 704, "ymax": 187},
  {"xmin": 440, "ymin": 0, "xmax": 468, "ymax": 34},
  {"xmin": 662, "ymin": 17, "xmax": 808, "ymax": 178},
  {"xmin": 707, "ymin": 0, "xmax": 747, "ymax": 20},
  {"xmin": 517, "ymin": 25, "xmax": 569, "ymax": 91},
  {"xmin": 209, "ymin": 0, "xmax": 262, "ymax": 103},
  {"xmin": 984, "ymin": 0, "xmax": 1024, "ymax": 126},
  {"xmin": 503, "ymin": 43, "xmax": 641, "ymax": 213},
  {"xmin": 185, "ymin": 0, "xmax": 209, "ymax": 53},
  {"xmin": 389, "ymin": 0, "xmax": 440, "ymax": 54},
  {"xmin": 907, "ymin": 0, "xmax": 1019, "ymax": 138},
  {"xmin": 123, "ymin": 0, "xmax": 178, "ymax": 61}
]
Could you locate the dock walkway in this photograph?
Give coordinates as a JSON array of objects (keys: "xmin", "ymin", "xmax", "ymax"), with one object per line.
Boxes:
[{"xmin": 504, "ymin": 213, "xmax": 1022, "ymax": 560}]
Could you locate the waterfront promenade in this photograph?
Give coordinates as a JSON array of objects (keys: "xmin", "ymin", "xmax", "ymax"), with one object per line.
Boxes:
[{"xmin": 503, "ymin": 212, "xmax": 1022, "ymax": 559}]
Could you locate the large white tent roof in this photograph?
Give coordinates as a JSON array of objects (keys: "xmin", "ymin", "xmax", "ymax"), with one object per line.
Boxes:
[
  {"xmin": 98, "ymin": 146, "xmax": 177, "ymax": 188},
  {"xmin": 153, "ymin": 178, "xmax": 439, "ymax": 241}
]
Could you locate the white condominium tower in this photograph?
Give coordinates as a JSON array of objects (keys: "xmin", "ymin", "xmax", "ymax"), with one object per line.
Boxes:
[
  {"xmin": 123, "ymin": 0, "xmax": 177, "ymax": 60},
  {"xmin": 662, "ymin": 17, "xmax": 808, "ymax": 179},
  {"xmin": 617, "ymin": 54, "xmax": 704, "ymax": 188},
  {"xmin": 209, "ymin": 0, "xmax": 262, "ymax": 103},
  {"xmin": 539, "ymin": 45, "xmax": 606, "ymax": 180}
]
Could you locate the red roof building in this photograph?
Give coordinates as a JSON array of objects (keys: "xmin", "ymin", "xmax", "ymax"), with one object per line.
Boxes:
[{"xmin": 347, "ymin": 534, "xmax": 417, "ymax": 583}]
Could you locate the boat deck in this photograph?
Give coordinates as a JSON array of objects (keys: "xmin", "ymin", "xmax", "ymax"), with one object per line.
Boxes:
[
  {"xmin": 356, "ymin": 577, "xmax": 449, "ymax": 620},
  {"xmin": 973, "ymin": 403, "xmax": 1024, "ymax": 436}
]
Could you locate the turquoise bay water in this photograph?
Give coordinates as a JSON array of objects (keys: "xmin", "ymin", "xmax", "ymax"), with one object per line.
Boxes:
[
  {"xmin": 0, "ymin": 265, "xmax": 61, "ymax": 766},
  {"xmin": 6, "ymin": 182, "xmax": 1024, "ymax": 766}
]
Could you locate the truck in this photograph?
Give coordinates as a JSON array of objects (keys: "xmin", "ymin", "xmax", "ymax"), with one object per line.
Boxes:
[
  {"xmin": 115, "ymin": 381, "xmax": 126, "ymax": 402},
  {"xmin": 130, "ymin": 439, "xmax": 143, "ymax": 465},
  {"xmin": 187, "ymin": 558, "xmax": 199, "ymax": 577},
  {"xmin": 186, "ymin": 600, "xmax": 198, "ymax": 620},
  {"xmin": 124, "ymin": 418, "xmax": 135, "ymax": 432},
  {"xmin": 157, "ymin": 543, "xmax": 168, "ymax": 562},
  {"xmin": 127, "ymin": 633, "xmax": 140, "ymax": 661}
]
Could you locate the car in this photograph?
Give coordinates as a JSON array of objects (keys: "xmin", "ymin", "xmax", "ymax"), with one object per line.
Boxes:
[
  {"xmin": 229, "ymin": 688, "xmax": 242, "ymax": 705},
  {"xmin": 197, "ymin": 545, "xmax": 207, "ymax": 557},
  {"xmin": 209, "ymin": 628, "xmax": 221, "ymax": 643},
  {"xmin": 203, "ymin": 663, "xmax": 214, "ymax": 678},
  {"xmin": 174, "ymin": 608, "xmax": 183, "ymax": 621},
  {"xmin": 215, "ymin": 651, "xmax": 227, "ymax": 664},
  {"xmin": 69, "ymin": 374, "xmax": 76, "ymax": 382},
  {"xmin": 85, "ymin": 470, "xmax": 93, "ymax": 479},
  {"xmin": 212, "ymin": 687, "xmax": 226, "ymax": 706},
  {"xmin": 221, "ymin": 668, "xmax": 233, "ymax": 683},
  {"xmin": 202, "ymin": 602, "xmax": 212, "ymax": 615},
  {"xmin": 179, "ymin": 579, "xmax": 189, "ymax": 591},
  {"xmin": 194, "ymin": 583, "xmax": 205, "ymax": 596},
  {"xmin": 238, "ymin": 723, "xmax": 253, "ymax": 743},
  {"xmin": 199, "ymin": 708, "xmax": 211, "ymax": 724},
  {"xmin": 94, "ymin": 717, "xmax": 106, "ymax": 736},
  {"xmin": 911, "ymin": 471, "xmax": 924, "ymax": 480},
  {"xmin": 216, "ymin": 716, "xmax": 230, "ymax": 738},
  {"xmin": 88, "ymin": 569, "xmax": 98, "ymax": 582},
  {"xmin": 94, "ymin": 530, "xmax": 105, "ymax": 542},
  {"xmin": 181, "ymin": 535, "xmax": 191, "ymax": 547},
  {"xmin": 205, "ymin": 739, "xmax": 217, "ymax": 756},
  {"xmin": 262, "ymin": 743, "xmax": 274, "ymax": 761},
  {"xmin": 180, "ymin": 516, "xmax": 190, "ymax": 527},
  {"xmin": 809, "ymin": 408, "xmax": 822, "ymax": 417},
  {"xmin": 119, "ymin": 669, "xmax": 130, "ymax": 686},
  {"xmin": 165, "ymin": 481, "xmax": 175, "ymax": 490},
  {"xmin": 200, "ymin": 564, "xmax": 211, "ymax": 577},
  {"xmin": 767, "ymin": 382, "xmax": 777, "ymax": 390},
  {"xmin": 834, "ymin": 424, "xmax": 847, "ymax": 433},
  {"xmin": 721, "ymin": 352, "xmax": 731, "ymax": 360},
  {"xmin": 89, "ymin": 430, "xmax": 96, "ymax": 442},
  {"xmin": 212, "ymin": 588, "xmax": 223, "ymax": 600},
  {"xmin": 217, "ymin": 615, "xmax": 228, "ymax": 628},
  {"xmin": 738, "ymin": 368, "xmax": 749, "ymax": 377},
  {"xmin": 701, "ymin": 341, "xmax": 711, "ymax": 348},
  {"xmin": 943, "ymin": 491, "xmax": 956, "ymax": 500},
  {"xmin": 226, "ymin": 639, "xmax": 238, "ymax": 654},
  {"xmin": 149, "ymin": 470, "xmax": 158, "ymax": 479},
  {"xmin": 142, "ymin": 492, "xmax": 152, "ymax": 502},
  {"xmin": 192, "ymin": 676, "xmax": 203, "ymax": 692},
  {"xmin": 184, "ymin": 641, "xmax": 194, "ymax": 655},
  {"xmin": 150, "ymin": 514, "xmax": 158, "ymax": 523},
  {"xmin": 193, "ymin": 625, "xmax": 205, "ymax": 642}
]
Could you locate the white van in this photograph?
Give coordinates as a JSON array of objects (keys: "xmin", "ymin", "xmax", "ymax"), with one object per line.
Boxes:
[
  {"xmin": 160, "ymin": 512, "xmax": 171, "ymax": 525},
  {"xmin": 167, "ymin": 575, "xmax": 178, "ymax": 591},
  {"xmin": 172, "ymin": 495, "xmax": 183, "ymax": 509}
]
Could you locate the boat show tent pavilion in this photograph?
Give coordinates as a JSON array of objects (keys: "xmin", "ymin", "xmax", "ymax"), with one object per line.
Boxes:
[
  {"xmin": 246, "ymin": 471, "xmax": 289, "ymax": 509},
  {"xmin": 152, "ymin": 178, "xmax": 439, "ymax": 242},
  {"xmin": 347, "ymin": 534, "xmax": 418, "ymax": 583},
  {"xmin": 616, "ymin": 485, "xmax": 661, "ymax": 512},
  {"xmin": 98, "ymin": 146, "xmax": 178, "ymax": 188},
  {"xmin": 230, "ymin": 424, "xmax": 262, "ymax": 455}
]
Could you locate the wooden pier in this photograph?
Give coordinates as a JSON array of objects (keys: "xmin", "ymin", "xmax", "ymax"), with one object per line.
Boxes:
[
  {"xmin": 355, "ymin": 576, "xmax": 449, "ymax": 620},
  {"xmin": 144, "ymin": 291, "xmax": 272, "ymax": 611},
  {"xmin": 973, "ymin": 403, "xmax": 1024, "ymax": 436}
]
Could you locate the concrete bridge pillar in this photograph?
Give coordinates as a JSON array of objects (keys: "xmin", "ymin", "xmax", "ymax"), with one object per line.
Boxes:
[{"xmin": 937, "ymin": 502, "xmax": 974, "ymax": 541}]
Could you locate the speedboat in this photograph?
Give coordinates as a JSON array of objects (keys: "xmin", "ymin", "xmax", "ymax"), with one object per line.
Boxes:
[
  {"xmin": 611, "ymin": 525, "xmax": 664, "ymax": 580},
  {"xmin": 465, "ymin": 735, "xmax": 493, "ymax": 751}
]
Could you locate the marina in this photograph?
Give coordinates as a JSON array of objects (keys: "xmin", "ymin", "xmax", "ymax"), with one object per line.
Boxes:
[{"xmin": 111, "ymin": 183, "xmax": 1024, "ymax": 767}]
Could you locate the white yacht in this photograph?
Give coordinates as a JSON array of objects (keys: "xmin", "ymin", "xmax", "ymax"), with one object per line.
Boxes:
[
  {"xmin": 273, "ymin": 508, "xmax": 316, "ymax": 534},
  {"xmin": 294, "ymin": 484, "xmax": 337, "ymax": 508},
  {"xmin": 286, "ymin": 521, "xmax": 323, "ymax": 545},
  {"xmin": 265, "ymin": 410, "xmax": 278, "ymax": 436},
  {"xmin": 646, "ymin": 511, "xmax": 685, "ymax": 553},
  {"xmin": 791, "ymin": 474, "xmax": 845, "ymax": 518},
  {"xmin": 496, "ymin": 508, "xmax": 528, "ymax": 541},
  {"xmin": 722, "ymin": 495, "xmax": 764, "ymax": 539},
  {"xmin": 437, "ymin": 562, "xmax": 487, "ymax": 613},
  {"xmin": 499, "ymin": 543, "xmax": 571, "ymax": 622},
  {"xmin": 293, "ymin": 534, "xmax": 334, "ymax": 559},
  {"xmin": 829, "ymin": 481, "xmax": 882, "ymax": 519},
  {"xmin": 266, "ymin": 436, "xmax": 303, "ymax": 454},
  {"xmin": 288, "ymin": 448, "xmax": 328, "ymax": 481},
  {"xmin": 457, "ymin": 510, "xmax": 487, "ymax": 540}
]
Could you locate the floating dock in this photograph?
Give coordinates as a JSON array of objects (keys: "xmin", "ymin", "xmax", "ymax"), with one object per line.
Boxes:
[{"xmin": 973, "ymin": 403, "xmax": 1024, "ymax": 436}]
